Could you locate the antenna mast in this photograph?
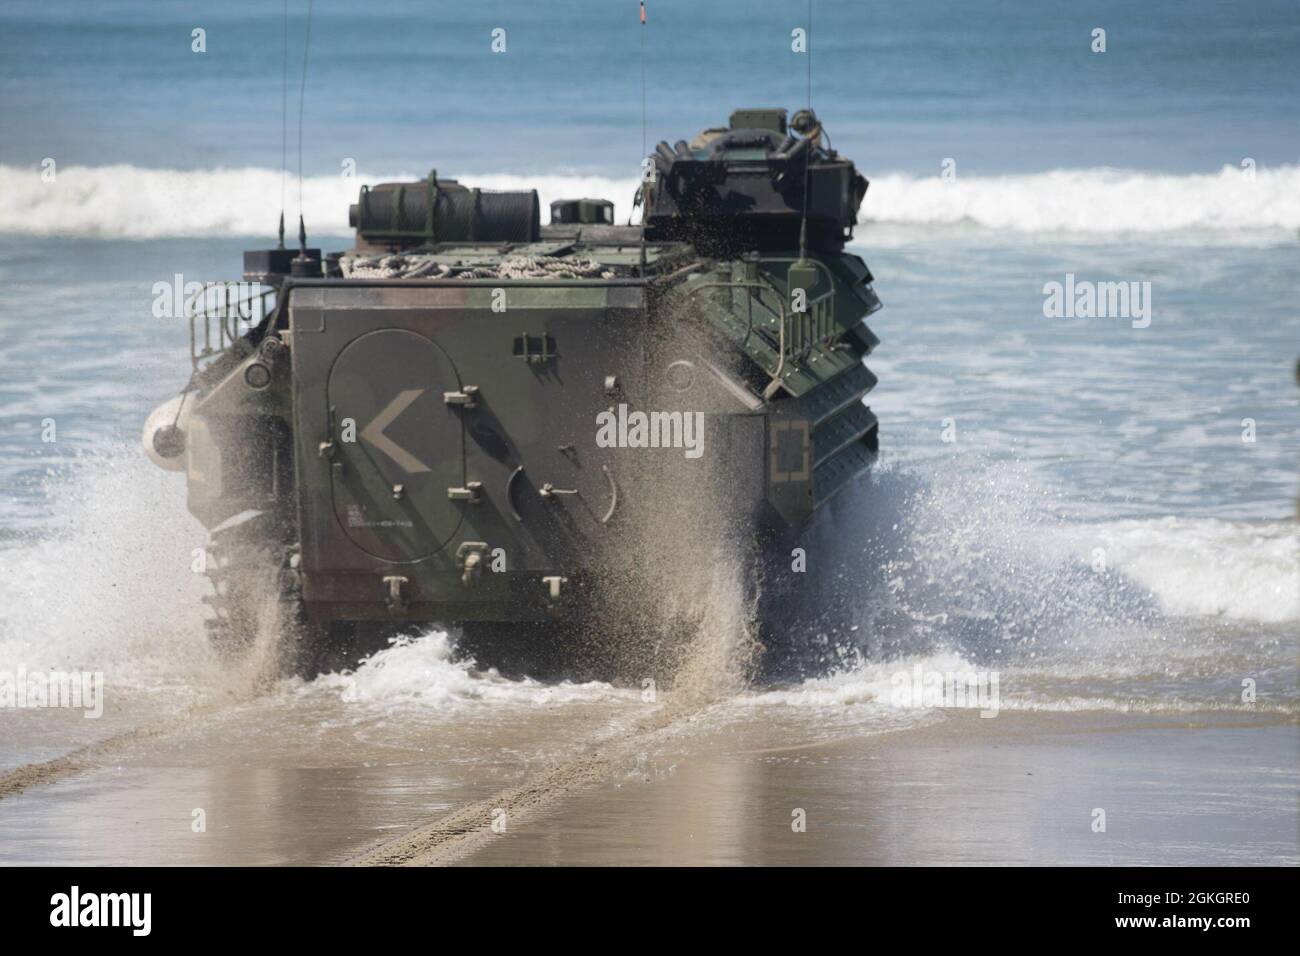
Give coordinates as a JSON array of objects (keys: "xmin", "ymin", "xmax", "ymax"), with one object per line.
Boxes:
[
  {"xmin": 798, "ymin": 0, "xmax": 813, "ymax": 262},
  {"xmin": 278, "ymin": 0, "xmax": 288, "ymax": 248},
  {"xmin": 293, "ymin": 0, "xmax": 315, "ymax": 269},
  {"xmin": 638, "ymin": 1, "xmax": 648, "ymax": 277}
]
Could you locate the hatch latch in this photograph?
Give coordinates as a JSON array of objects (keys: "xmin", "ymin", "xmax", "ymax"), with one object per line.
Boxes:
[
  {"xmin": 447, "ymin": 481, "xmax": 483, "ymax": 503},
  {"xmin": 443, "ymin": 386, "xmax": 479, "ymax": 409}
]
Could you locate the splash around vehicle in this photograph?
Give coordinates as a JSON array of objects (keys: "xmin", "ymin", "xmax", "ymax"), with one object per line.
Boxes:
[{"xmin": 144, "ymin": 108, "xmax": 883, "ymax": 675}]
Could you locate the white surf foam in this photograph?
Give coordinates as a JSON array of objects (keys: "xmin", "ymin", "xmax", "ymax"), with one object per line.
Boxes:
[
  {"xmin": 746, "ymin": 644, "xmax": 1296, "ymax": 718},
  {"xmin": 308, "ymin": 630, "xmax": 630, "ymax": 710},
  {"xmin": 4, "ymin": 163, "xmax": 1299, "ymax": 238},
  {"xmin": 743, "ymin": 651, "xmax": 976, "ymax": 710}
]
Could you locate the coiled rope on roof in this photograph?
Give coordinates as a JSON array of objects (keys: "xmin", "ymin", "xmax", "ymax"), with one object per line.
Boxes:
[{"xmin": 339, "ymin": 253, "xmax": 616, "ymax": 280}]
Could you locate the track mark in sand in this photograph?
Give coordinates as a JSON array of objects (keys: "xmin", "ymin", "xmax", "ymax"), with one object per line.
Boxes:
[
  {"xmin": 0, "ymin": 625, "xmax": 296, "ymax": 802},
  {"xmin": 0, "ymin": 693, "xmax": 268, "ymax": 801},
  {"xmin": 0, "ymin": 724, "xmax": 170, "ymax": 801},
  {"xmin": 348, "ymin": 749, "xmax": 616, "ymax": 866},
  {"xmin": 0, "ymin": 753, "xmax": 83, "ymax": 800},
  {"xmin": 347, "ymin": 699, "xmax": 705, "ymax": 867}
]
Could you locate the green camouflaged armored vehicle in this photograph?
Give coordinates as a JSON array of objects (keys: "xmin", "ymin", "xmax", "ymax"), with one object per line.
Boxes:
[{"xmin": 144, "ymin": 108, "xmax": 882, "ymax": 673}]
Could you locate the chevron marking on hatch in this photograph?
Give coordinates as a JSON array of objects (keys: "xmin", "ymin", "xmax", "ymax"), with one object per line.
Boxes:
[{"xmin": 360, "ymin": 388, "xmax": 431, "ymax": 474}]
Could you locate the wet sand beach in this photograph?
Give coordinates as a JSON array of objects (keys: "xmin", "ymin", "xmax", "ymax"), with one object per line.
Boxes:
[{"xmin": 2, "ymin": 682, "xmax": 1294, "ymax": 866}]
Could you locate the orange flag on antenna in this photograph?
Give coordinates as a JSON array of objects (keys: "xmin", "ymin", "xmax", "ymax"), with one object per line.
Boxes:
[{"xmin": 640, "ymin": 2, "xmax": 646, "ymax": 24}]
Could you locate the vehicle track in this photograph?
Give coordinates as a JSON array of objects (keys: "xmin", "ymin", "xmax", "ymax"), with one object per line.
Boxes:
[
  {"xmin": 345, "ymin": 697, "xmax": 704, "ymax": 866},
  {"xmin": 0, "ymin": 665, "xmax": 282, "ymax": 801},
  {"xmin": 0, "ymin": 719, "xmax": 187, "ymax": 801}
]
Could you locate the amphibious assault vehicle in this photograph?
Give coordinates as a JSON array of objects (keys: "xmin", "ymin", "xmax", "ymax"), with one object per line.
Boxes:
[{"xmin": 144, "ymin": 108, "xmax": 882, "ymax": 671}]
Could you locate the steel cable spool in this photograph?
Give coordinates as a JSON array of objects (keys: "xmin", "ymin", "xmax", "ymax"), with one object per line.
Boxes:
[
  {"xmin": 473, "ymin": 189, "xmax": 540, "ymax": 242},
  {"xmin": 351, "ymin": 176, "xmax": 539, "ymax": 246}
]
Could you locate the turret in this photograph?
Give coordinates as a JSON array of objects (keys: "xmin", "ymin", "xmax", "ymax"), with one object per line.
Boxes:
[{"xmin": 643, "ymin": 108, "xmax": 867, "ymax": 254}]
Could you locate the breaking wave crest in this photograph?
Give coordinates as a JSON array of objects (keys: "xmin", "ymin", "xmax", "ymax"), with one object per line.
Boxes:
[
  {"xmin": 863, "ymin": 165, "xmax": 1300, "ymax": 234},
  {"xmin": 1056, "ymin": 517, "xmax": 1299, "ymax": 625},
  {"xmin": 3, "ymin": 163, "xmax": 1299, "ymax": 238},
  {"xmin": 0, "ymin": 165, "xmax": 635, "ymax": 239}
]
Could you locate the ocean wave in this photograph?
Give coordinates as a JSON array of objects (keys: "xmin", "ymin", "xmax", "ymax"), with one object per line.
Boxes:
[
  {"xmin": 3, "ymin": 163, "xmax": 1299, "ymax": 239},
  {"xmin": 1063, "ymin": 517, "xmax": 1300, "ymax": 624},
  {"xmin": 0, "ymin": 164, "xmax": 635, "ymax": 239},
  {"xmin": 864, "ymin": 165, "xmax": 1300, "ymax": 234}
]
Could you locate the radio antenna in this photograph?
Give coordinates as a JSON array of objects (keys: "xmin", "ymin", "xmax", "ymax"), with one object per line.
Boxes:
[
  {"xmin": 295, "ymin": 0, "xmax": 315, "ymax": 259},
  {"xmin": 798, "ymin": 0, "xmax": 813, "ymax": 262},
  {"xmin": 638, "ymin": 1, "xmax": 648, "ymax": 277},
  {"xmin": 277, "ymin": 0, "xmax": 288, "ymax": 248}
]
